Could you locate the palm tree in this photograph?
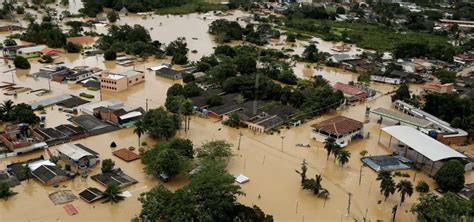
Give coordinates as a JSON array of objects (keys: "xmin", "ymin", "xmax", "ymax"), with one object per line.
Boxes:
[
  {"xmin": 0, "ymin": 100, "xmax": 15, "ymax": 121},
  {"xmin": 324, "ymin": 137, "xmax": 335, "ymax": 160},
  {"xmin": 295, "ymin": 159, "xmax": 308, "ymax": 184},
  {"xmin": 337, "ymin": 150, "xmax": 351, "ymax": 167},
  {"xmin": 380, "ymin": 177, "xmax": 396, "ymax": 201},
  {"xmin": 376, "ymin": 171, "xmax": 392, "ymax": 182},
  {"xmin": 0, "ymin": 181, "xmax": 16, "ymax": 200},
  {"xmin": 133, "ymin": 120, "xmax": 145, "ymax": 148},
  {"xmin": 303, "ymin": 174, "xmax": 323, "ymax": 195},
  {"xmin": 396, "ymin": 180, "xmax": 413, "ymax": 204},
  {"xmin": 21, "ymin": 165, "xmax": 32, "ymax": 182},
  {"xmin": 102, "ymin": 183, "xmax": 124, "ymax": 204},
  {"xmin": 332, "ymin": 144, "xmax": 342, "ymax": 163},
  {"xmin": 182, "ymin": 99, "xmax": 193, "ymax": 132},
  {"xmin": 318, "ymin": 188, "xmax": 330, "ymax": 207}
]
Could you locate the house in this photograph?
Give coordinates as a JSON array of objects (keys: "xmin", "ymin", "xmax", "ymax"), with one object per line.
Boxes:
[
  {"xmin": 0, "ymin": 124, "xmax": 46, "ymax": 153},
  {"xmin": 16, "ymin": 45, "xmax": 47, "ymax": 58},
  {"xmin": 310, "ymin": 116, "xmax": 364, "ymax": 147},
  {"xmin": 93, "ymin": 106, "xmax": 145, "ymax": 127},
  {"xmin": 454, "ymin": 53, "xmax": 474, "ymax": 65},
  {"xmin": 1, "ymin": 44, "xmax": 34, "ymax": 58},
  {"xmin": 154, "ymin": 67, "xmax": 183, "ymax": 80},
  {"xmin": 79, "ymin": 100, "xmax": 124, "ymax": 115},
  {"xmin": 113, "ymin": 148, "xmax": 140, "ymax": 162},
  {"xmin": 56, "ymin": 143, "xmax": 100, "ymax": 168},
  {"xmin": 0, "ymin": 25, "xmax": 24, "ymax": 32},
  {"xmin": 32, "ymin": 164, "xmax": 68, "ymax": 185},
  {"xmin": 0, "ymin": 170, "xmax": 20, "ymax": 187},
  {"xmin": 333, "ymin": 82, "xmax": 369, "ymax": 102},
  {"xmin": 91, "ymin": 169, "xmax": 138, "ymax": 188},
  {"xmin": 66, "ymin": 36, "xmax": 95, "ymax": 46},
  {"xmin": 40, "ymin": 47, "xmax": 62, "ymax": 56},
  {"xmin": 100, "ymin": 70, "xmax": 145, "ymax": 92},
  {"xmin": 79, "ymin": 187, "xmax": 104, "ymax": 203},
  {"xmin": 65, "ymin": 69, "xmax": 94, "ymax": 84},
  {"xmin": 327, "ymin": 54, "xmax": 356, "ymax": 64},
  {"xmin": 331, "ymin": 44, "xmax": 351, "ymax": 52},
  {"xmin": 421, "ymin": 82, "xmax": 454, "ymax": 94}
]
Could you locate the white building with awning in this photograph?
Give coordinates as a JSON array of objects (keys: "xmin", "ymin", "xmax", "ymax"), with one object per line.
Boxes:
[{"xmin": 379, "ymin": 126, "xmax": 468, "ymax": 175}]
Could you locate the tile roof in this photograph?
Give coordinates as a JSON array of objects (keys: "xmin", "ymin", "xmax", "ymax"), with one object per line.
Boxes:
[
  {"xmin": 333, "ymin": 82, "xmax": 367, "ymax": 97},
  {"xmin": 113, "ymin": 148, "xmax": 140, "ymax": 162},
  {"xmin": 66, "ymin": 36, "xmax": 95, "ymax": 45},
  {"xmin": 32, "ymin": 165, "xmax": 67, "ymax": 184},
  {"xmin": 79, "ymin": 187, "xmax": 103, "ymax": 203},
  {"xmin": 311, "ymin": 116, "xmax": 363, "ymax": 137}
]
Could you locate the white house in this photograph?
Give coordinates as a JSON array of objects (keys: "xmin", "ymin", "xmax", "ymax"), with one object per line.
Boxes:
[
  {"xmin": 310, "ymin": 116, "xmax": 364, "ymax": 147},
  {"xmin": 57, "ymin": 143, "xmax": 100, "ymax": 168}
]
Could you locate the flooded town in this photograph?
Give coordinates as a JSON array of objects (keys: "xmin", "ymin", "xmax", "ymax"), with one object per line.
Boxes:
[{"xmin": 1, "ymin": 0, "xmax": 474, "ymax": 222}]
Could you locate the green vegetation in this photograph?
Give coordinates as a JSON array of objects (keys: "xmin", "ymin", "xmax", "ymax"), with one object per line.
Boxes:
[
  {"xmin": 79, "ymin": 92, "xmax": 94, "ymax": 99},
  {"xmin": 101, "ymin": 159, "xmax": 115, "ymax": 173},
  {"xmin": 391, "ymin": 83, "xmax": 411, "ymax": 102},
  {"xmin": 423, "ymin": 93, "xmax": 474, "ymax": 138},
  {"xmin": 3, "ymin": 38, "xmax": 16, "ymax": 47},
  {"xmin": 434, "ymin": 160, "xmax": 465, "ymax": 193},
  {"xmin": 13, "ymin": 56, "xmax": 31, "ymax": 69},
  {"xmin": 434, "ymin": 69, "xmax": 457, "ymax": 84},
  {"xmin": 165, "ymin": 37, "xmax": 189, "ymax": 65},
  {"xmin": 209, "ymin": 19, "xmax": 279, "ymax": 45},
  {"xmin": 103, "ymin": 50, "xmax": 117, "ymax": 61},
  {"xmin": 40, "ymin": 55, "xmax": 54, "ymax": 63},
  {"xmin": 416, "ymin": 181, "xmax": 429, "ymax": 193},
  {"xmin": 87, "ymin": 87, "xmax": 99, "ymax": 91},
  {"xmin": 102, "ymin": 183, "xmax": 124, "ymax": 204},
  {"xmin": 411, "ymin": 192, "xmax": 474, "ymax": 221},
  {"xmin": 21, "ymin": 22, "xmax": 67, "ymax": 48},
  {"xmin": 0, "ymin": 181, "xmax": 17, "ymax": 200},
  {"xmin": 0, "ymin": 2, "xmax": 14, "ymax": 19},
  {"xmin": 107, "ymin": 11, "xmax": 119, "ymax": 23},
  {"xmin": 377, "ymin": 171, "xmax": 396, "ymax": 201},
  {"xmin": 140, "ymin": 107, "xmax": 180, "ymax": 140},
  {"xmin": 396, "ymin": 180, "xmax": 413, "ymax": 204},
  {"xmin": 0, "ymin": 100, "xmax": 39, "ymax": 124},
  {"xmin": 155, "ymin": 2, "xmax": 227, "ymax": 15}
]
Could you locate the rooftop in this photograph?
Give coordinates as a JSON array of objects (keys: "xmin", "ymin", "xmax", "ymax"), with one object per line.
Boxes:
[
  {"xmin": 66, "ymin": 36, "xmax": 95, "ymax": 45},
  {"xmin": 57, "ymin": 143, "xmax": 99, "ymax": 161},
  {"xmin": 113, "ymin": 148, "xmax": 140, "ymax": 162},
  {"xmin": 311, "ymin": 116, "xmax": 363, "ymax": 137},
  {"xmin": 79, "ymin": 187, "xmax": 104, "ymax": 203},
  {"xmin": 333, "ymin": 82, "xmax": 367, "ymax": 97},
  {"xmin": 371, "ymin": 107, "xmax": 432, "ymax": 128},
  {"xmin": 32, "ymin": 165, "xmax": 67, "ymax": 184},
  {"xmin": 382, "ymin": 126, "xmax": 466, "ymax": 161}
]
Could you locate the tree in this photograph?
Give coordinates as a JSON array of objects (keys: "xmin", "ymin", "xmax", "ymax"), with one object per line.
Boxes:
[
  {"xmin": 331, "ymin": 144, "xmax": 342, "ymax": 162},
  {"xmin": 141, "ymin": 107, "xmax": 180, "ymax": 140},
  {"xmin": 196, "ymin": 140, "xmax": 233, "ymax": 163},
  {"xmin": 206, "ymin": 94, "xmax": 223, "ymax": 107},
  {"xmin": 15, "ymin": 6, "xmax": 24, "ymax": 14},
  {"xmin": 224, "ymin": 113, "xmax": 240, "ymax": 128},
  {"xmin": 396, "ymin": 180, "xmax": 413, "ymax": 204},
  {"xmin": 302, "ymin": 44, "xmax": 325, "ymax": 62},
  {"xmin": 154, "ymin": 149, "xmax": 184, "ymax": 179},
  {"xmin": 134, "ymin": 120, "xmax": 145, "ymax": 148},
  {"xmin": 101, "ymin": 159, "xmax": 115, "ymax": 173},
  {"xmin": 336, "ymin": 150, "xmax": 351, "ymax": 167},
  {"xmin": 295, "ymin": 159, "xmax": 308, "ymax": 184},
  {"xmin": 234, "ymin": 53, "xmax": 256, "ymax": 75},
  {"xmin": 324, "ymin": 137, "xmax": 335, "ymax": 160},
  {"xmin": 14, "ymin": 56, "xmax": 30, "ymax": 69},
  {"xmin": 209, "ymin": 19, "xmax": 243, "ymax": 43},
  {"xmin": 64, "ymin": 42, "xmax": 82, "ymax": 53},
  {"xmin": 411, "ymin": 192, "xmax": 471, "ymax": 221},
  {"xmin": 107, "ymin": 11, "xmax": 119, "ymax": 23},
  {"xmin": 167, "ymin": 84, "xmax": 184, "ymax": 97},
  {"xmin": 110, "ymin": 141, "xmax": 117, "ymax": 148},
  {"xmin": 166, "ymin": 37, "xmax": 188, "ymax": 65},
  {"xmin": 286, "ymin": 33, "xmax": 296, "ymax": 42},
  {"xmin": 41, "ymin": 54, "xmax": 53, "ymax": 63},
  {"xmin": 378, "ymin": 171, "xmax": 396, "ymax": 201},
  {"xmin": 21, "ymin": 165, "xmax": 32, "ymax": 182},
  {"xmin": 0, "ymin": 181, "xmax": 16, "ymax": 200},
  {"xmin": 4, "ymin": 38, "xmax": 16, "ymax": 47},
  {"xmin": 391, "ymin": 83, "xmax": 410, "ymax": 102},
  {"xmin": 434, "ymin": 159, "xmax": 465, "ymax": 192},
  {"xmin": 61, "ymin": 0, "xmax": 69, "ymax": 6},
  {"xmin": 336, "ymin": 6, "xmax": 345, "ymax": 14},
  {"xmin": 416, "ymin": 181, "xmax": 429, "ymax": 193},
  {"xmin": 303, "ymin": 174, "xmax": 323, "ymax": 195},
  {"xmin": 12, "ymin": 103, "xmax": 39, "ymax": 124},
  {"xmin": 434, "ymin": 69, "xmax": 456, "ymax": 84},
  {"xmin": 103, "ymin": 50, "xmax": 117, "ymax": 60},
  {"xmin": 102, "ymin": 183, "xmax": 124, "ymax": 204},
  {"xmin": 0, "ymin": 100, "xmax": 15, "ymax": 122},
  {"xmin": 168, "ymin": 138, "xmax": 194, "ymax": 159}
]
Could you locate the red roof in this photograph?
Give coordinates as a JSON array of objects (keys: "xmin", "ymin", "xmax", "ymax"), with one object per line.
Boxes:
[
  {"xmin": 311, "ymin": 116, "xmax": 363, "ymax": 137},
  {"xmin": 456, "ymin": 54, "xmax": 474, "ymax": 61},
  {"xmin": 66, "ymin": 36, "xmax": 95, "ymax": 45},
  {"xmin": 51, "ymin": 74, "xmax": 65, "ymax": 82},
  {"xmin": 113, "ymin": 148, "xmax": 140, "ymax": 162},
  {"xmin": 41, "ymin": 47, "xmax": 62, "ymax": 55},
  {"xmin": 333, "ymin": 82, "xmax": 368, "ymax": 98}
]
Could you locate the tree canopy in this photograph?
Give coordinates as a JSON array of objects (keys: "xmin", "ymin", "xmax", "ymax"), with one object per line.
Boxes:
[
  {"xmin": 434, "ymin": 160, "xmax": 465, "ymax": 193},
  {"xmin": 140, "ymin": 107, "xmax": 180, "ymax": 140}
]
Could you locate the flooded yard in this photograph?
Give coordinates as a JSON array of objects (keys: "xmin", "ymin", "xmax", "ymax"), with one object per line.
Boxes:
[{"xmin": 1, "ymin": 8, "xmax": 473, "ymax": 222}]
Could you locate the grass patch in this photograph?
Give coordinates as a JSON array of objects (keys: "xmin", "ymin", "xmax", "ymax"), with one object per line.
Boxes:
[
  {"xmin": 282, "ymin": 18, "xmax": 449, "ymax": 52},
  {"xmin": 87, "ymin": 86, "xmax": 99, "ymax": 91},
  {"xmin": 155, "ymin": 2, "xmax": 228, "ymax": 15}
]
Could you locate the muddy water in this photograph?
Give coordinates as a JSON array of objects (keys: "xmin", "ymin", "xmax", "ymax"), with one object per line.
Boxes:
[{"xmin": 1, "ymin": 8, "xmax": 474, "ymax": 222}]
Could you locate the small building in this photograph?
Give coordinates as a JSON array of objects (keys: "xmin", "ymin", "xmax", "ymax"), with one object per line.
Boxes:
[
  {"xmin": 454, "ymin": 53, "xmax": 474, "ymax": 65},
  {"xmin": 91, "ymin": 169, "xmax": 138, "ymax": 189},
  {"xmin": 0, "ymin": 124, "xmax": 46, "ymax": 153},
  {"xmin": 40, "ymin": 47, "xmax": 62, "ymax": 56},
  {"xmin": 380, "ymin": 126, "xmax": 467, "ymax": 175},
  {"xmin": 100, "ymin": 70, "xmax": 145, "ymax": 92},
  {"xmin": 113, "ymin": 148, "xmax": 140, "ymax": 162},
  {"xmin": 79, "ymin": 100, "xmax": 124, "ymax": 115},
  {"xmin": 333, "ymin": 82, "xmax": 369, "ymax": 102},
  {"xmin": 56, "ymin": 143, "xmax": 100, "ymax": 168},
  {"xmin": 310, "ymin": 116, "xmax": 364, "ymax": 147},
  {"xmin": 93, "ymin": 106, "xmax": 145, "ymax": 127},
  {"xmin": 66, "ymin": 36, "xmax": 95, "ymax": 46},
  {"xmin": 421, "ymin": 82, "xmax": 454, "ymax": 94},
  {"xmin": 16, "ymin": 45, "xmax": 47, "ymax": 58},
  {"xmin": 154, "ymin": 67, "xmax": 183, "ymax": 80},
  {"xmin": 32, "ymin": 165, "xmax": 68, "ymax": 185},
  {"xmin": 79, "ymin": 187, "xmax": 104, "ymax": 203}
]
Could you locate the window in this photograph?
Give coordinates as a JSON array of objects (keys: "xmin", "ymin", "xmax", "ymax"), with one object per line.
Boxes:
[
  {"xmin": 142, "ymin": 76, "xmax": 144, "ymax": 79},
  {"xmin": 129, "ymin": 80, "xmax": 132, "ymax": 83},
  {"xmin": 136, "ymin": 78, "xmax": 138, "ymax": 81}
]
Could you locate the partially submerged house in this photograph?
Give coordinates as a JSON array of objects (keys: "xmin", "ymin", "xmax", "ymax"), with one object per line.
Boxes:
[
  {"xmin": 0, "ymin": 124, "xmax": 47, "ymax": 154},
  {"xmin": 16, "ymin": 45, "xmax": 47, "ymax": 58},
  {"xmin": 154, "ymin": 67, "xmax": 183, "ymax": 80},
  {"xmin": 93, "ymin": 106, "xmax": 145, "ymax": 127},
  {"xmin": 333, "ymin": 82, "xmax": 369, "ymax": 102},
  {"xmin": 310, "ymin": 116, "xmax": 364, "ymax": 147},
  {"xmin": 66, "ymin": 36, "xmax": 95, "ymax": 47},
  {"xmin": 30, "ymin": 161, "xmax": 69, "ymax": 185},
  {"xmin": 100, "ymin": 70, "xmax": 145, "ymax": 92},
  {"xmin": 91, "ymin": 169, "xmax": 138, "ymax": 188},
  {"xmin": 79, "ymin": 187, "xmax": 104, "ymax": 203},
  {"xmin": 56, "ymin": 143, "xmax": 100, "ymax": 168},
  {"xmin": 113, "ymin": 148, "xmax": 140, "ymax": 162}
]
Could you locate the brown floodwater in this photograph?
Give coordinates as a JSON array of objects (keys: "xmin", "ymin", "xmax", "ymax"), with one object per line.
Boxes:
[{"xmin": 1, "ymin": 8, "xmax": 474, "ymax": 222}]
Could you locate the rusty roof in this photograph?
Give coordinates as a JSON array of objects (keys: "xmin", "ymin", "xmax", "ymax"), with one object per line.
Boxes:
[
  {"xmin": 113, "ymin": 148, "xmax": 140, "ymax": 162},
  {"xmin": 311, "ymin": 116, "xmax": 363, "ymax": 137}
]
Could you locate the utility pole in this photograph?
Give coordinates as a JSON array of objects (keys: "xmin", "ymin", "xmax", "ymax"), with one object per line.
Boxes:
[
  {"xmin": 280, "ymin": 135, "xmax": 285, "ymax": 152},
  {"xmin": 3, "ymin": 69, "xmax": 15, "ymax": 84},
  {"xmin": 145, "ymin": 98, "xmax": 149, "ymax": 111},
  {"xmin": 347, "ymin": 192, "xmax": 352, "ymax": 215},
  {"xmin": 238, "ymin": 131, "xmax": 242, "ymax": 150},
  {"xmin": 359, "ymin": 164, "xmax": 364, "ymax": 185},
  {"xmin": 253, "ymin": 73, "xmax": 259, "ymax": 116}
]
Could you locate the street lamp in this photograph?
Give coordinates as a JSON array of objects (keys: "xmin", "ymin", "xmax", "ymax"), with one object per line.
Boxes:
[
  {"xmin": 280, "ymin": 135, "xmax": 285, "ymax": 152},
  {"xmin": 238, "ymin": 131, "xmax": 243, "ymax": 150}
]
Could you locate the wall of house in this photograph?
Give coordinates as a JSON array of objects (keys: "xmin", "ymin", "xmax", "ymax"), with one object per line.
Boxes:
[
  {"xmin": 98, "ymin": 110, "xmax": 120, "ymax": 125},
  {"xmin": 127, "ymin": 73, "xmax": 145, "ymax": 87},
  {"xmin": 310, "ymin": 128, "xmax": 363, "ymax": 145},
  {"xmin": 436, "ymin": 134, "xmax": 468, "ymax": 146},
  {"xmin": 44, "ymin": 175, "xmax": 69, "ymax": 186},
  {"xmin": 246, "ymin": 122, "xmax": 265, "ymax": 133},
  {"xmin": 100, "ymin": 78, "xmax": 127, "ymax": 92}
]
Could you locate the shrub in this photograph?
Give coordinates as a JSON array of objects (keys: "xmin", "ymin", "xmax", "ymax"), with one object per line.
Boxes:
[
  {"xmin": 64, "ymin": 42, "xmax": 82, "ymax": 53},
  {"xmin": 110, "ymin": 141, "xmax": 117, "ymax": 148},
  {"xmin": 416, "ymin": 181, "xmax": 429, "ymax": 193},
  {"xmin": 13, "ymin": 56, "xmax": 30, "ymax": 69},
  {"xmin": 103, "ymin": 50, "xmax": 117, "ymax": 60},
  {"xmin": 79, "ymin": 93, "xmax": 94, "ymax": 99},
  {"xmin": 434, "ymin": 160, "xmax": 465, "ymax": 192}
]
